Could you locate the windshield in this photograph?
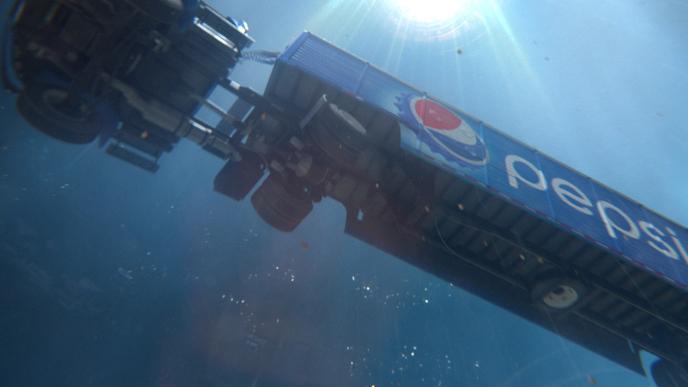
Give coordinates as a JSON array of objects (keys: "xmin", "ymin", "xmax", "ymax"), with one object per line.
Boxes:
[{"xmin": 1, "ymin": 1, "xmax": 687, "ymax": 386}]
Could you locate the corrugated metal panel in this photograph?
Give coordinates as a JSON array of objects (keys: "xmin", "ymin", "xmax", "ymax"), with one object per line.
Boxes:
[{"xmin": 284, "ymin": 35, "xmax": 366, "ymax": 95}]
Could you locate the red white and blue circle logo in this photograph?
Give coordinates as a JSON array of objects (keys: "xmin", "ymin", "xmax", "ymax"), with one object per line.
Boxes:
[{"xmin": 397, "ymin": 95, "xmax": 489, "ymax": 167}]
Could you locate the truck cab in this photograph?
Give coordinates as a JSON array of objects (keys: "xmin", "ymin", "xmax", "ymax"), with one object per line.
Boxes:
[{"xmin": 5, "ymin": 0, "xmax": 252, "ymax": 171}]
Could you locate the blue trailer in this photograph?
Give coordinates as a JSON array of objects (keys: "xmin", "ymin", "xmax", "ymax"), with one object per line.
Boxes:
[{"xmin": 240, "ymin": 32, "xmax": 688, "ymax": 385}]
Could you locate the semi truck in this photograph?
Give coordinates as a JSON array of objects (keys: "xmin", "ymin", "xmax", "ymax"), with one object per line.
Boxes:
[{"xmin": 3, "ymin": 1, "xmax": 687, "ymax": 385}]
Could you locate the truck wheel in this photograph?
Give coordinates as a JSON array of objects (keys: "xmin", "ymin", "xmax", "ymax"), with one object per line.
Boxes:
[
  {"xmin": 214, "ymin": 151, "xmax": 264, "ymax": 201},
  {"xmin": 251, "ymin": 174, "xmax": 313, "ymax": 232},
  {"xmin": 16, "ymin": 82, "xmax": 104, "ymax": 144},
  {"xmin": 309, "ymin": 102, "xmax": 368, "ymax": 166},
  {"xmin": 134, "ymin": 0, "xmax": 184, "ymax": 24},
  {"xmin": 651, "ymin": 360, "xmax": 688, "ymax": 387},
  {"xmin": 531, "ymin": 275, "xmax": 588, "ymax": 312}
]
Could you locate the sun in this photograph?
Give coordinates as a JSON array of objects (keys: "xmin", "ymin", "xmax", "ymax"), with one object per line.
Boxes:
[{"xmin": 393, "ymin": 0, "xmax": 471, "ymax": 24}]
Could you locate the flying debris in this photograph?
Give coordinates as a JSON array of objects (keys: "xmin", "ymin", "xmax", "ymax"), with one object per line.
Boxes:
[{"xmin": 117, "ymin": 267, "xmax": 134, "ymax": 280}]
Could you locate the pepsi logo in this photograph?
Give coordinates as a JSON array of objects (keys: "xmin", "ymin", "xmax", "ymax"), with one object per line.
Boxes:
[{"xmin": 408, "ymin": 97, "xmax": 489, "ymax": 167}]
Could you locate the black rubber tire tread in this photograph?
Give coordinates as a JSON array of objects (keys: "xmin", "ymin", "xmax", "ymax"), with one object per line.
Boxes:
[
  {"xmin": 310, "ymin": 103, "xmax": 368, "ymax": 165},
  {"xmin": 214, "ymin": 151, "xmax": 264, "ymax": 201},
  {"xmin": 133, "ymin": 0, "xmax": 184, "ymax": 24},
  {"xmin": 652, "ymin": 360, "xmax": 688, "ymax": 387},
  {"xmin": 251, "ymin": 174, "xmax": 313, "ymax": 232},
  {"xmin": 16, "ymin": 82, "xmax": 103, "ymax": 144}
]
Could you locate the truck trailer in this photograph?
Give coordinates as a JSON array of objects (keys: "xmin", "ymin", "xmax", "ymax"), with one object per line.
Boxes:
[{"xmin": 228, "ymin": 32, "xmax": 688, "ymax": 386}]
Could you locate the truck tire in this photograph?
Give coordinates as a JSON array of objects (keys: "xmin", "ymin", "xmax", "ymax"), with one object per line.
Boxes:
[
  {"xmin": 16, "ymin": 82, "xmax": 104, "ymax": 144},
  {"xmin": 309, "ymin": 102, "xmax": 368, "ymax": 166},
  {"xmin": 214, "ymin": 151, "xmax": 264, "ymax": 201},
  {"xmin": 531, "ymin": 275, "xmax": 588, "ymax": 312},
  {"xmin": 134, "ymin": 0, "xmax": 184, "ymax": 24},
  {"xmin": 251, "ymin": 174, "xmax": 313, "ymax": 232},
  {"xmin": 651, "ymin": 360, "xmax": 688, "ymax": 387}
]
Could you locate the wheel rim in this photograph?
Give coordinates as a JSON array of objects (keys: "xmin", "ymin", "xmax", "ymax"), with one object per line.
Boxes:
[{"xmin": 543, "ymin": 285, "xmax": 579, "ymax": 309}]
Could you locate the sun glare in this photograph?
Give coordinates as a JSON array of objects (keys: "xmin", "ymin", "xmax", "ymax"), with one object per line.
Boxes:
[{"xmin": 393, "ymin": 0, "xmax": 470, "ymax": 24}]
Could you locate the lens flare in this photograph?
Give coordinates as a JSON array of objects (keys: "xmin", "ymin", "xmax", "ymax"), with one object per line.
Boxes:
[
  {"xmin": 393, "ymin": 0, "xmax": 469, "ymax": 24},
  {"xmin": 386, "ymin": 0, "xmax": 484, "ymax": 41}
]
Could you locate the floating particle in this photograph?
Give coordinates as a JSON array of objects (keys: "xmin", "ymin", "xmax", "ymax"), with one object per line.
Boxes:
[{"xmin": 117, "ymin": 267, "xmax": 133, "ymax": 280}]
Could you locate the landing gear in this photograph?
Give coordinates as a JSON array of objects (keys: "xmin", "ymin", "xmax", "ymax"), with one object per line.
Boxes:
[
  {"xmin": 251, "ymin": 174, "xmax": 313, "ymax": 232},
  {"xmin": 16, "ymin": 82, "xmax": 106, "ymax": 144},
  {"xmin": 308, "ymin": 101, "xmax": 369, "ymax": 166}
]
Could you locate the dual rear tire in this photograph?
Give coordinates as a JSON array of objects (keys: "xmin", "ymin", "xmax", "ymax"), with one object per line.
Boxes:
[
  {"xmin": 16, "ymin": 82, "xmax": 105, "ymax": 144},
  {"xmin": 249, "ymin": 101, "xmax": 370, "ymax": 232},
  {"xmin": 251, "ymin": 174, "xmax": 313, "ymax": 232}
]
